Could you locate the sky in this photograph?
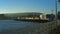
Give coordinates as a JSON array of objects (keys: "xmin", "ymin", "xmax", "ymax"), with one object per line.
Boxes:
[{"xmin": 0, "ymin": 0, "xmax": 60, "ymax": 14}]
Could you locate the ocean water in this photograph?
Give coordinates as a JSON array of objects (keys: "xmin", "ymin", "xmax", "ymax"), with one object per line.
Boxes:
[
  {"xmin": 0, "ymin": 20, "xmax": 54, "ymax": 34},
  {"xmin": 0, "ymin": 20, "xmax": 36, "ymax": 30}
]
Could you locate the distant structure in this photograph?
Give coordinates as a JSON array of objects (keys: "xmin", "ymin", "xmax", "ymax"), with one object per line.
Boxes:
[
  {"xmin": 4, "ymin": 12, "xmax": 48, "ymax": 20},
  {"xmin": 58, "ymin": 11, "xmax": 60, "ymax": 19},
  {"xmin": 14, "ymin": 13, "xmax": 49, "ymax": 20},
  {"xmin": 0, "ymin": 14, "xmax": 5, "ymax": 19},
  {"xmin": 15, "ymin": 13, "xmax": 44, "ymax": 20},
  {"xmin": 46, "ymin": 14, "xmax": 55, "ymax": 20}
]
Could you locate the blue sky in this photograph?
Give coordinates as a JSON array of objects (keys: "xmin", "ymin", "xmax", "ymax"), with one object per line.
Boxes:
[{"xmin": 0, "ymin": 0, "xmax": 60, "ymax": 14}]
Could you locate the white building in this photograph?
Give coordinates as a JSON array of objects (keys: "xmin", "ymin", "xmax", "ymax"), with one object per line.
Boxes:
[{"xmin": 40, "ymin": 14, "xmax": 48, "ymax": 20}]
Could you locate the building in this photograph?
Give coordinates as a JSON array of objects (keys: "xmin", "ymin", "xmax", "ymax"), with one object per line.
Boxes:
[
  {"xmin": 58, "ymin": 12, "xmax": 60, "ymax": 19},
  {"xmin": 4, "ymin": 12, "xmax": 43, "ymax": 19},
  {"xmin": 4, "ymin": 12, "xmax": 49, "ymax": 20},
  {"xmin": 46, "ymin": 14, "xmax": 55, "ymax": 20}
]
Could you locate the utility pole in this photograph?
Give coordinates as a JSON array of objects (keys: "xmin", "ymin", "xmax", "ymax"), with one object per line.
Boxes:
[
  {"xmin": 55, "ymin": 0, "xmax": 60, "ymax": 26},
  {"xmin": 55, "ymin": 0, "xmax": 57, "ymax": 23}
]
